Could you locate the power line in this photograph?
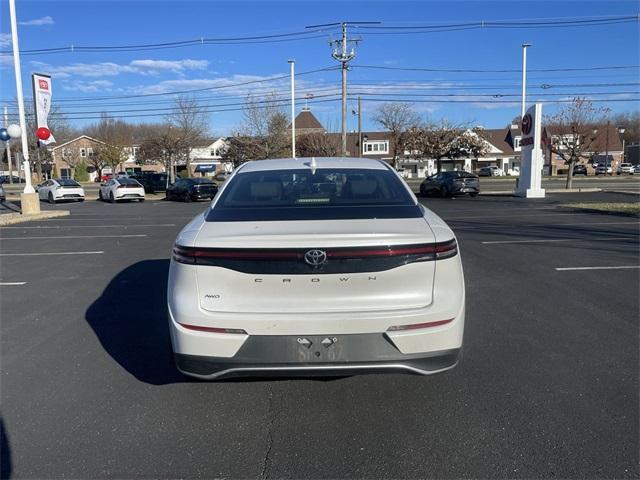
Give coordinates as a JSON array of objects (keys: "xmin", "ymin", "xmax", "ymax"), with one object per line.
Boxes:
[
  {"xmin": 352, "ymin": 64, "xmax": 640, "ymax": 74},
  {"xmin": 1, "ymin": 15, "xmax": 636, "ymax": 57},
  {"xmin": 0, "ymin": 27, "xmax": 340, "ymax": 56}
]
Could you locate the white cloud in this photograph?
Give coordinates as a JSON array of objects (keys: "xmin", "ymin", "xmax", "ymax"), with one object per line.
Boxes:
[
  {"xmin": 29, "ymin": 59, "xmax": 210, "ymax": 78},
  {"xmin": 62, "ymin": 80, "xmax": 114, "ymax": 93},
  {"xmin": 0, "ymin": 33, "xmax": 11, "ymax": 48},
  {"xmin": 19, "ymin": 16, "xmax": 54, "ymax": 26},
  {"xmin": 135, "ymin": 74, "xmax": 289, "ymax": 96}
]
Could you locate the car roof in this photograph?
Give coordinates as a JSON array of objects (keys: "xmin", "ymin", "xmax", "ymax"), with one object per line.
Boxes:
[{"xmin": 238, "ymin": 157, "xmax": 390, "ymax": 173}]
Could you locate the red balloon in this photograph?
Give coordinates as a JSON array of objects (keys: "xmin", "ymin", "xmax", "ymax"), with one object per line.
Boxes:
[{"xmin": 36, "ymin": 127, "xmax": 51, "ymax": 140}]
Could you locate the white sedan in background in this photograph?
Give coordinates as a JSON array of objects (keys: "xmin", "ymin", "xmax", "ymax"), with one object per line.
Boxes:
[
  {"xmin": 168, "ymin": 157, "xmax": 465, "ymax": 380},
  {"xmin": 99, "ymin": 177, "xmax": 145, "ymax": 203},
  {"xmin": 37, "ymin": 178, "xmax": 85, "ymax": 203}
]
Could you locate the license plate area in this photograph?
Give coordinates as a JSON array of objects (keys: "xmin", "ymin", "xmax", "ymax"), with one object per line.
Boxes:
[{"xmin": 293, "ymin": 335, "xmax": 346, "ymax": 362}]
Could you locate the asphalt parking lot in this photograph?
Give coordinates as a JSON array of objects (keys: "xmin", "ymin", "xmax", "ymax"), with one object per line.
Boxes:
[{"xmin": 1, "ymin": 192, "xmax": 638, "ymax": 479}]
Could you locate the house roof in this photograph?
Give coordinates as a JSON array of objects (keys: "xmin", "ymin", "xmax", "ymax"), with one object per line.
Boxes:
[
  {"xmin": 289, "ymin": 110, "xmax": 325, "ymax": 132},
  {"xmin": 50, "ymin": 135, "xmax": 107, "ymax": 150},
  {"xmin": 481, "ymin": 129, "xmax": 515, "ymax": 155}
]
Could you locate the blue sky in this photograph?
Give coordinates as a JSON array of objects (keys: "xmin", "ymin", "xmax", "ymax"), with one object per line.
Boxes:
[{"xmin": 1, "ymin": 0, "xmax": 638, "ymax": 137}]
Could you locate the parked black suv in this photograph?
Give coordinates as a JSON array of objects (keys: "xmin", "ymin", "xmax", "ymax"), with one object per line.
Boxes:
[
  {"xmin": 131, "ymin": 173, "xmax": 169, "ymax": 193},
  {"xmin": 419, "ymin": 171, "xmax": 480, "ymax": 197},
  {"xmin": 166, "ymin": 178, "xmax": 218, "ymax": 202}
]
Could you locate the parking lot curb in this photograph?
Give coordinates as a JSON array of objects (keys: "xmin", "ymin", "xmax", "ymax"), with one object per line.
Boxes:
[
  {"xmin": 602, "ymin": 189, "xmax": 640, "ymax": 197},
  {"xmin": 0, "ymin": 209, "xmax": 70, "ymax": 226},
  {"xmin": 478, "ymin": 187, "xmax": 603, "ymax": 196}
]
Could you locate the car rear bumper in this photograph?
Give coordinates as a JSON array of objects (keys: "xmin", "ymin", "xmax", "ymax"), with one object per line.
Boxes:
[
  {"xmin": 452, "ymin": 185, "xmax": 479, "ymax": 194},
  {"xmin": 174, "ymin": 346, "xmax": 461, "ymax": 379}
]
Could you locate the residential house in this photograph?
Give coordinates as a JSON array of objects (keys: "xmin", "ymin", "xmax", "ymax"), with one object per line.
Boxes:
[
  {"xmin": 187, "ymin": 138, "xmax": 230, "ymax": 176},
  {"xmin": 49, "ymin": 135, "xmax": 107, "ymax": 180},
  {"xmin": 543, "ymin": 123, "xmax": 623, "ymax": 175}
]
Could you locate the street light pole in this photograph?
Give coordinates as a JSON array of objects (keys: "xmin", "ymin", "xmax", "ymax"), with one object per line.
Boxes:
[
  {"xmin": 8, "ymin": 0, "xmax": 35, "ymax": 195},
  {"xmin": 288, "ymin": 60, "xmax": 296, "ymax": 158},
  {"xmin": 617, "ymin": 126, "xmax": 626, "ymax": 165},
  {"xmin": 521, "ymin": 43, "xmax": 531, "ymax": 120}
]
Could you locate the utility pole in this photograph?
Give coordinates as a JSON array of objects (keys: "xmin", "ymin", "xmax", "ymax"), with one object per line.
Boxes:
[
  {"xmin": 521, "ymin": 43, "xmax": 531, "ymax": 120},
  {"xmin": 3, "ymin": 107, "xmax": 12, "ymax": 184},
  {"xmin": 357, "ymin": 96, "xmax": 362, "ymax": 156},
  {"xmin": 306, "ymin": 21, "xmax": 379, "ymax": 156},
  {"xmin": 288, "ymin": 59, "xmax": 296, "ymax": 158}
]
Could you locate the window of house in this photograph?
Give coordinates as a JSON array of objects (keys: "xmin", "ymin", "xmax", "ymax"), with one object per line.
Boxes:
[
  {"xmin": 87, "ymin": 147, "xmax": 94, "ymax": 157},
  {"xmin": 514, "ymin": 137, "xmax": 521, "ymax": 150},
  {"xmin": 363, "ymin": 141, "xmax": 389, "ymax": 155},
  {"xmin": 211, "ymin": 150, "xmax": 217, "ymax": 157},
  {"xmin": 60, "ymin": 168, "xmax": 71, "ymax": 179},
  {"xmin": 80, "ymin": 148, "xmax": 87, "ymax": 158}
]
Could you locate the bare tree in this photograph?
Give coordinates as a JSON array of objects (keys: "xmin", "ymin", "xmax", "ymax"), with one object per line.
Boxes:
[
  {"xmin": 405, "ymin": 121, "xmax": 490, "ymax": 173},
  {"xmin": 296, "ymin": 133, "xmax": 340, "ymax": 157},
  {"xmin": 546, "ymin": 98, "xmax": 609, "ymax": 189},
  {"xmin": 222, "ymin": 93, "xmax": 290, "ymax": 164},
  {"xmin": 168, "ymin": 96, "xmax": 209, "ymax": 175},
  {"xmin": 137, "ymin": 125, "xmax": 187, "ymax": 183},
  {"xmin": 373, "ymin": 103, "xmax": 420, "ymax": 169}
]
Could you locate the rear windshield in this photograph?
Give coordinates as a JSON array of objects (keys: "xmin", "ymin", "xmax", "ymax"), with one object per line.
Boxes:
[
  {"xmin": 206, "ymin": 167, "xmax": 421, "ymax": 222},
  {"xmin": 191, "ymin": 178, "xmax": 215, "ymax": 184},
  {"xmin": 117, "ymin": 178, "xmax": 141, "ymax": 186},
  {"xmin": 57, "ymin": 179, "xmax": 80, "ymax": 187}
]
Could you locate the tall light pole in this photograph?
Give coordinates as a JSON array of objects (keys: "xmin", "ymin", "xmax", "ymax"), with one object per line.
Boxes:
[
  {"xmin": 8, "ymin": 0, "xmax": 35, "ymax": 196},
  {"xmin": 288, "ymin": 59, "xmax": 296, "ymax": 158},
  {"xmin": 521, "ymin": 43, "xmax": 531, "ymax": 121}
]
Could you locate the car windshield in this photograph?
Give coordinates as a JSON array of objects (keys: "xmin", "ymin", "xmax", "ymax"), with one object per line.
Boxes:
[
  {"xmin": 206, "ymin": 167, "xmax": 420, "ymax": 221},
  {"xmin": 118, "ymin": 178, "xmax": 141, "ymax": 186},
  {"xmin": 57, "ymin": 179, "xmax": 80, "ymax": 187}
]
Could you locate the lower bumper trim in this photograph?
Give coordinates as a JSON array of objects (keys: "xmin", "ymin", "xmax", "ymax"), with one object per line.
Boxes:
[{"xmin": 174, "ymin": 348, "xmax": 461, "ymax": 380}]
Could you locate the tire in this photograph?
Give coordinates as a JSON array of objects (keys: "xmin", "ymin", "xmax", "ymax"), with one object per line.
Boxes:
[
  {"xmin": 440, "ymin": 186, "xmax": 450, "ymax": 198},
  {"xmin": 184, "ymin": 191, "xmax": 192, "ymax": 203},
  {"xmin": 98, "ymin": 190, "xmax": 103, "ymax": 201},
  {"xmin": 139, "ymin": 198, "xmax": 145, "ymax": 203},
  {"xmin": 469, "ymin": 193, "xmax": 478, "ymax": 198},
  {"xmin": 48, "ymin": 192, "xmax": 55, "ymax": 204},
  {"xmin": 78, "ymin": 198, "xmax": 85, "ymax": 203},
  {"xmin": 109, "ymin": 192, "xmax": 116, "ymax": 204}
]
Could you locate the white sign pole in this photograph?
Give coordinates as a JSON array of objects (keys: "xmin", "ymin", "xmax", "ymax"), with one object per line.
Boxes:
[{"xmin": 515, "ymin": 103, "xmax": 545, "ymax": 198}]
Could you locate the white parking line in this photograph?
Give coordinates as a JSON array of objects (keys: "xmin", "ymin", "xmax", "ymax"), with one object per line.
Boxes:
[
  {"xmin": 0, "ymin": 234, "xmax": 147, "ymax": 240},
  {"xmin": 0, "ymin": 282, "xmax": 27, "ymax": 286},
  {"xmin": 482, "ymin": 237, "xmax": 636, "ymax": 245},
  {"xmin": 0, "ymin": 251, "xmax": 104, "ymax": 257},
  {"xmin": 0, "ymin": 224, "xmax": 176, "ymax": 229},
  {"xmin": 448, "ymin": 212, "xmax": 582, "ymax": 220},
  {"xmin": 555, "ymin": 266, "xmax": 640, "ymax": 271}
]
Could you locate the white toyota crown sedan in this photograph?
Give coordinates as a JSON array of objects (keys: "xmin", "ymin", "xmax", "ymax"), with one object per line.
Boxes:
[{"xmin": 168, "ymin": 158, "xmax": 465, "ymax": 379}]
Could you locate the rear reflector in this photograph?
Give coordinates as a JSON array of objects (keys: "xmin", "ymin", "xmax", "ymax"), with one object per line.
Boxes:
[
  {"xmin": 179, "ymin": 323, "xmax": 247, "ymax": 334},
  {"xmin": 387, "ymin": 318, "xmax": 454, "ymax": 331}
]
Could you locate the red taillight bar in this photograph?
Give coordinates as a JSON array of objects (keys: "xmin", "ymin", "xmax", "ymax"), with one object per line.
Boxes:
[
  {"xmin": 173, "ymin": 238, "xmax": 457, "ymax": 262},
  {"xmin": 179, "ymin": 323, "xmax": 247, "ymax": 334},
  {"xmin": 387, "ymin": 318, "xmax": 454, "ymax": 331}
]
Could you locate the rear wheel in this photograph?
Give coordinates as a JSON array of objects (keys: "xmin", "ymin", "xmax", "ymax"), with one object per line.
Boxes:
[
  {"xmin": 440, "ymin": 186, "xmax": 451, "ymax": 198},
  {"xmin": 78, "ymin": 198, "xmax": 85, "ymax": 202},
  {"xmin": 109, "ymin": 192, "xmax": 116, "ymax": 204},
  {"xmin": 184, "ymin": 191, "xmax": 192, "ymax": 202},
  {"xmin": 469, "ymin": 192, "xmax": 478, "ymax": 198},
  {"xmin": 48, "ymin": 192, "xmax": 55, "ymax": 204},
  {"xmin": 98, "ymin": 190, "xmax": 103, "ymax": 201},
  {"xmin": 139, "ymin": 198, "xmax": 145, "ymax": 203}
]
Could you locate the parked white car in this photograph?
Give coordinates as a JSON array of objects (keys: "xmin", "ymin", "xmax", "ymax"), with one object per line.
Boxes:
[
  {"xmin": 617, "ymin": 163, "xmax": 635, "ymax": 175},
  {"xmin": 168, "ymin": 157, "xmax": 465, "ymax": 379},
  {"xmin": 99, "ymin": 177, "xmax": 145, "ymax": 203},
  {"xmin": 507, "ymin": 166, "xmax": 520, "ymax": 176},
  {"xmin": 37, "ymin": 178, "xmax": 85, "ymax": 204},
  {"xmin": 478, "ymin": 166, "xmax": 505, "ymax": 177}
]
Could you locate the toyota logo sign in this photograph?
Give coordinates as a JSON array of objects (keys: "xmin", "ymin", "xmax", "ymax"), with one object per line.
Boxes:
[
  {"xmin": 304, "ymin": 249, "xmax": 327, "ymax": 267},
  {"xmin": 522, "ymin": 113, "xmax": 533, "ymax": 135}
]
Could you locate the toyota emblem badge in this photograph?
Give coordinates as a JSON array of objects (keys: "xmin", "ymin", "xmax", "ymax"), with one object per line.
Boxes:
[{"xmin": 304, "ymin": 249, "xmax": 327, "ymax": 267}]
